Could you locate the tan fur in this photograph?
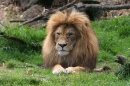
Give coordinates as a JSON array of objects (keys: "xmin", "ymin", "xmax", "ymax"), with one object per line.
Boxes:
[{"xmin": 42, "ymin": 10, "xmax": 99, "ymax": 74}]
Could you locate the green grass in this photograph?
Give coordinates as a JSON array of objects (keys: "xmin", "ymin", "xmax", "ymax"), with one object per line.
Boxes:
[
  {"xmin": 93, "ymin": 16, "xmax": 130, "ymax": 59},
  {"xmin": 0, "ymin": 16, "xmax": 130, "ymax": 85}
]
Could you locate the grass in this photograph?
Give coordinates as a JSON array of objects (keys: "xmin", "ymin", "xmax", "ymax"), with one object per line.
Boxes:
[{"xmin": 0, "ymin": 16, "xmax": 130, "ymax": 85}]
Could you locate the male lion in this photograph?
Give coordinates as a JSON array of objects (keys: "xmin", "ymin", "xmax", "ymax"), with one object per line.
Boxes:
[{"xmin": 42, "ymin": 10, "xmax": 99, "ymax": 74}]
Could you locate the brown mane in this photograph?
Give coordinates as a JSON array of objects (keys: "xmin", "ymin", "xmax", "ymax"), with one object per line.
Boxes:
[{"xmin": 42, "ymin": 10, "xmax": 99, "ymax": 71}]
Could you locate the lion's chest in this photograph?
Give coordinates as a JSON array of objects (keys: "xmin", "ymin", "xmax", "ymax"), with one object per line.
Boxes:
[{"xmin": 58, "ymin": 56, "xmax": 78, "ymax": 68}]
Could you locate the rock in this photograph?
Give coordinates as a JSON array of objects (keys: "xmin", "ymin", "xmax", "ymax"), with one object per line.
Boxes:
[
  {"xmin": 0, "ymin": 5, "xmax": 7, "ymax": 21},
  {"xmin": 0, "ymin": 0, "xmax": 10, "ymax": 5},
  {"xmin": 20, "ymin": 5, "xmax": 46, "ymax": 28},
  {"xmin": 20, "ymin": 5, "xmax": 43, "ymax": 19},
  {"xmin": 0, "ymin": 0, "xmax": 53, "ymax": 10},
  {"xmin": 106, "ymin": 9, "xmax": 130, "ymax": 19},
  {"xmin": 27, "ymin": 20, "xmax": 47, "ymax": 29}
]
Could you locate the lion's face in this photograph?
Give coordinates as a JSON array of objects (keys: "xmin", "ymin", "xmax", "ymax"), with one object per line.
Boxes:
[{"xmin": 54, "ymin": 25, "xmax": 80, "ymax": 56}]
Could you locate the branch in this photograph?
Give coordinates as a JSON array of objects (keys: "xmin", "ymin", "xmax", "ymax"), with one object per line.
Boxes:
[
  {"xmin": 19, "ymin": 14, "xmax": 44, "ymax": 27},
  {"xmin": 81, "ymin": 4, "xmax": 130, "ymax": 10},
  {"xmin": 9, "ymin": 19, "xmax": 27, "ymax": 23},
  {"xmin": 0, "ymin": 32, "xmax": 41, "ymax": 49},
  {"xmin": 19, "ymin": 0, "xmax": 76, "ymax": 27},
  {"xmin": 0, "ymin": 33, "xmax": 27, "ymax": 44},
  {"xmin": 53, "ymin": 0, "xmax": 76, "ymax": 12}
]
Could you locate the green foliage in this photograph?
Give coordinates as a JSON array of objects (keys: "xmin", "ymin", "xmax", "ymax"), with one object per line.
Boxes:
[
  {"xmin": 93, "ymin": 16, "xmax": 130, "ymax": 61},
  {"xmin": 4, "ymin": 26, "xmax": 46, "ymax": 43},
  {"xmin": 0, "ymin": 26, "xmax": 45, "ymax": 65},
  {"xmin": 6, "ymin": 60, "xmax": 17, "ymax": 68},
  {"xmin": 98, "ymin": 50, "xmax": 114, "ymax": 62},
  {"xmin": 118, "ymin": 25, "xmax": 130, "ymax": 38},
  {"xmin": 1, "ymin": 26, "xmax": 46, "ymax": 50}
]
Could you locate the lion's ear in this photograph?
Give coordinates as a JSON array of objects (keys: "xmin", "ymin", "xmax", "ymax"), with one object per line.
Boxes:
[
  {"xmin": 64, "ymin": 8, "xmax": 77, "ymax": 17},
  {"xmin": 85, "ymin": 22, "xmax": 88, "ymax": 26},
  {"xmin": 64, "ymin": 9, "xmax": 71, "ymax": 17},
  {"xmin": 84, "ymin": 20, "xmax": 91, "ymax": 28}
]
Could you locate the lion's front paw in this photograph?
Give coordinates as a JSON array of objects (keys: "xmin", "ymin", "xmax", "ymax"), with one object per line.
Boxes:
[
  {"xmin": 64, "ymin": 67, "xmax": 75, "ymax": 74},
  {"xmin": 52, "ymin": 68, "xmax": 65, "ymax": 75}
]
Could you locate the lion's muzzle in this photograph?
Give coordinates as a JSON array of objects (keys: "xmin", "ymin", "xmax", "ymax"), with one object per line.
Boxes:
[
  {"xmin": 58, "ymin": 43, "xmax": 67, "ymax": 48},
  {"xmin": 57, "ymin": 42, "xmax": 69, "ymax": 56}
]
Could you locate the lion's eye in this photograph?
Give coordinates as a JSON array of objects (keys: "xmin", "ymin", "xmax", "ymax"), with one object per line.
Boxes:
[
  {"xmin": 56, "ymin": 33, "xmax": 60, "ymax": 36},
  {"xmin": 57, "ymin": 33, "xmax": 60, "ymax": 35},
  {"xmin": 68, "ymin": 33, "xmax": 73, "ymax": 37}
]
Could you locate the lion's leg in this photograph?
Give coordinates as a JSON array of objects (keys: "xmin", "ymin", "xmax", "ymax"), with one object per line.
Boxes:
[
  {"xmin": 52, "ymin": 64, "xmax": 65, "ymax": 74},
  {"xmin": 64, "ymin": 66, "xmax": 86, "ymax": 74}
]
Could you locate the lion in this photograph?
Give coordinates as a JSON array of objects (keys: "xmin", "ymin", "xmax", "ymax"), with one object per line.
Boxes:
[{"xmin": 42, "ymin": 10, "xmax": 99, "ymax": 74}]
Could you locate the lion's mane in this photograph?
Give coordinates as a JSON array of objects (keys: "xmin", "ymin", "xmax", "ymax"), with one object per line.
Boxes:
[{"xmin": 42, "ymin": 10, "xmax": 99, "ymax": 70}]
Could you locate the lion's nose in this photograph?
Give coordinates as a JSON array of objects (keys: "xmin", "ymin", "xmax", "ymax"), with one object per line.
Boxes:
[{"xmin": 58, "ymin": 43, "xmax": 67, "ymax": 48}]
